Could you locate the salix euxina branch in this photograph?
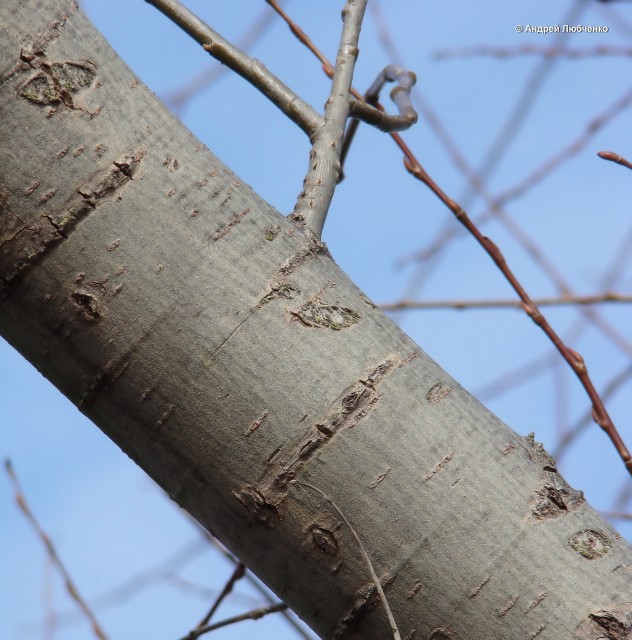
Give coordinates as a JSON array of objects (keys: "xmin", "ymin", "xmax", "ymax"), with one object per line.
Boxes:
[
  {"xmin": 265, "ymin": 4, "xmax": 632, "ymax": 476},
  {"xmin": 146, "ymin": 0, "xmax": 416, "ymax": 242}
]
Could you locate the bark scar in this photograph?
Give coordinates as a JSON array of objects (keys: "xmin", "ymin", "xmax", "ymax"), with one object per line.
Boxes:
[{"xmin": 235, "ymin": 354, "xmax": 415, "ymax": 526}]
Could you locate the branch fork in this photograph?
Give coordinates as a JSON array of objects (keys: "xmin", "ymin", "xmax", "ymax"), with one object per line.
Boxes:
[{"xmin": 146, "ymin": 0, "xmax": 418, "ymax": 242}]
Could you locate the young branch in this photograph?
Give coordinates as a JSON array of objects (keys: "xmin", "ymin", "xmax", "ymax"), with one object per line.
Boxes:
[
  {"xmin": 289, "ymin": 0, "xmax": 368, "ymax": 241},
  {"xmin": 5, "ymin": 460, "xmax": 108, "ymax": 640},
  {"xmin": 293, "ymin": 481, "xmax": 401, "ymax": 640},
  {"xmin": 199, "ymin": 531, "xmax": 313, "ymax": 640},
  {"xmin": 398, "ymin": 84, "xmax": 632, "ymax": 267},
  {"xmin": 380, "ymin": 293, "xmax": 632, "ymax": 312},
  {"xmin": 267, "ymin": 0, "xmax": 417, "ymax": 165},
  {"xmin": 144, "ymin": 0, "xmax": 321, "ymax": 137}
]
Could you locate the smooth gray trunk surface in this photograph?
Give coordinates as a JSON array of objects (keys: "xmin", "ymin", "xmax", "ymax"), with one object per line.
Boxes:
[{"xmin": 1, "ymin": 2, "xmax": 631, "ymax": 639}]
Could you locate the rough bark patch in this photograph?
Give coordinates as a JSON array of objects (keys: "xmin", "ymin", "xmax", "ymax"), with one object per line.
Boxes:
[
  {"xmin": 236, "ymin": 355, "xmax": 416, "ymax": 526},
  {"xmin": 573, "ymin": 603, "xmax": 632, "ymax": 639},
  {"xmin": 291, "ymin": 300, "xmax": 360, "ymax": 330},
  {"xmin": 0, "ymin": 148, "xmax": 144, "ymax": 293},
  {"xmin": 524, "ymin": 433, "xmax": 585, "ymax": 521},
  {"xmin": 19, "ymin": 60, "xmax": 96, "ymax": 107},
  {"xmin": 425, "ymin": 382, "xmax": 453, "ymax": 404},
  {"xmin": 568, "ymin": 529, "xmax": 612, "ymax": 560}
]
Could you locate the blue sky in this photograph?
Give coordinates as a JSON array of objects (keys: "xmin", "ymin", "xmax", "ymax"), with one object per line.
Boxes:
[{"xmin": 3, "ymin": 1, "xmax": 632, "ymax": 638}]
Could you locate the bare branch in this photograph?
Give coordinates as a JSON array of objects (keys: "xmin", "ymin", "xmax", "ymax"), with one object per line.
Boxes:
[
  {"xmin": 402, "ymin": 155, "xmax": 632, "ymax": 476},
  {"xmin": 5, "ymin": 460, "xmax": 109, "ymax": 640},
  {"xmin": 293, "ymin": 481, "xmax": 401, "ymax": 640},
  {"xmin": 263, "ymin": 0, "xmax": 632, "ymax": 474},
  {"xmin": 290, "ymin": 0, "xmax": 368, "ymax": 241},
  {"xmin": 165, "ymin": 4, "xmax": 281, "ymax": 113},
  {"xmin": 178, "ymin": 603, "xmax": 287, "ymax": 640},
  {"xmin": 380, "ymin": 293, "xmax": 632, "ymax": 312},
  {"xmin": 145, "ymin": 0, "xmax": 320, "ymax": 137},
  {"xmin": 186, "ymin": 518, "xmax": 314, "ymax": 640},
  {"xmin": 349, "ymin": 65, "xmax": 418, "ymax": 132},
  {"xmin": 434, "ymin": 44, "xmax": 632, "ymax": 60},
  {"xmin": 398, "ymin": 83, "xmax": 632, "ymax": 268},
  {"xmin": 553, "ymin": 363, "xmax": 632, "ymax": 460},
  {"xmin": 190, "ymin": 563, "xmax": 245, "ymax": 634}
]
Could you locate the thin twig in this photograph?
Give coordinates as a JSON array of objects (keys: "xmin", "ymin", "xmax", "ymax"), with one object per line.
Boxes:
[
  {"xmin": 186, "ymin": 518, "xmax": 313, "ymax": 640},
  {"xmin": 602, "ymin": 512, "xmax": 632, "ymax": 520},
  {"xmin": 434, "ymin": 45, "xmax": 632, "ymax": 60},
  {"xmin": 190, "ymin": 563, "xmax": 245, "ymax": 634},
  {"xmin": 398, "ymin": 83, "xmax": 632, "ymax": 267},
  {"xmin": 293, "ymin": 481, "xmax": 401, "ymax": 640},
  {"xmin": 290, "ymin": 0, "xmax": 368, "ymax": 241},
  {"xmin": 391, "ymin": 84, "xmax": 632, "ymax": 357},
  {"xmin": 598, "ymin": 150, "xmax": 632, "ymax": 171},
  {"xmin": 402, "ymin": 155, "xmax": 632, "ymax": 475},
  {"xmin": 349, "ymin": 65, "xmax": 418, "ymax": 132},
  {"xmin": 144, "ymin": 0, "xmax": 320, "ymax": 137},
  {"xmin": 380, "ymin": 293, "xmax": 632, "ymax": 312},
  {"xmin": 475, "ymin": 221, "xmax": 632, "ymax": 401},
  {"xmin": 553, "ymin": 363, "xmax": 632, "ymax": 460},
  {"xmin": 5, "ymin": 460, "xmax": 109, "ymax": 640},
  {"xmin": 177, "ymin": 603, "xmax": 287, "ymax": 640}
]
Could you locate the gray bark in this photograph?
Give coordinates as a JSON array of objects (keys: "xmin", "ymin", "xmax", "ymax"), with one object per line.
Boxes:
[{"xmin": 1, "ymin": 2, "xmax": 631, "ymax": 639}]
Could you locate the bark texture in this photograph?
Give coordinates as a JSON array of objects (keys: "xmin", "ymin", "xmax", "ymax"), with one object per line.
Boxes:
[{"xmin": 2, "ymin": 2, "xmax": 632, "ymax": 639}]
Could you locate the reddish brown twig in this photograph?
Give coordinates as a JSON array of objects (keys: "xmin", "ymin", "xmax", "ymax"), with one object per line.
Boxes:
[
  {"xmin": 370, "ymin": 1, "xmax": 632, "ymax": 366},
  {"xmin": 401, "ymin": 154, "xmax": 632, "ymax": 474},
  {"xmin": 553, "ymin": 363, "xmax": 632, "ymax": 460},
  {"xmin": 5, "ymin": 460, "xmax": 109, "ymax": 640},
  {"xmin": 475, "ymin": 219, "xmax": 632, "ymax": 402},
  {"xmin": 598, "ymin": 150, "xmax": 632, "ymax": 170},
  {"xmin": 398, "ymin": 84, "xmax": 632, "ymax": 268},
  {"xmin": 267, "ymin": 4, "xmax": 632, "ymax": 476}
]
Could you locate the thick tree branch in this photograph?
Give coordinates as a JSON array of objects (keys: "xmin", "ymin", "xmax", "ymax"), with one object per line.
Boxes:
[{"xmin": 145, "ymin": 0, "xmax": 321, "ymax": 137}]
